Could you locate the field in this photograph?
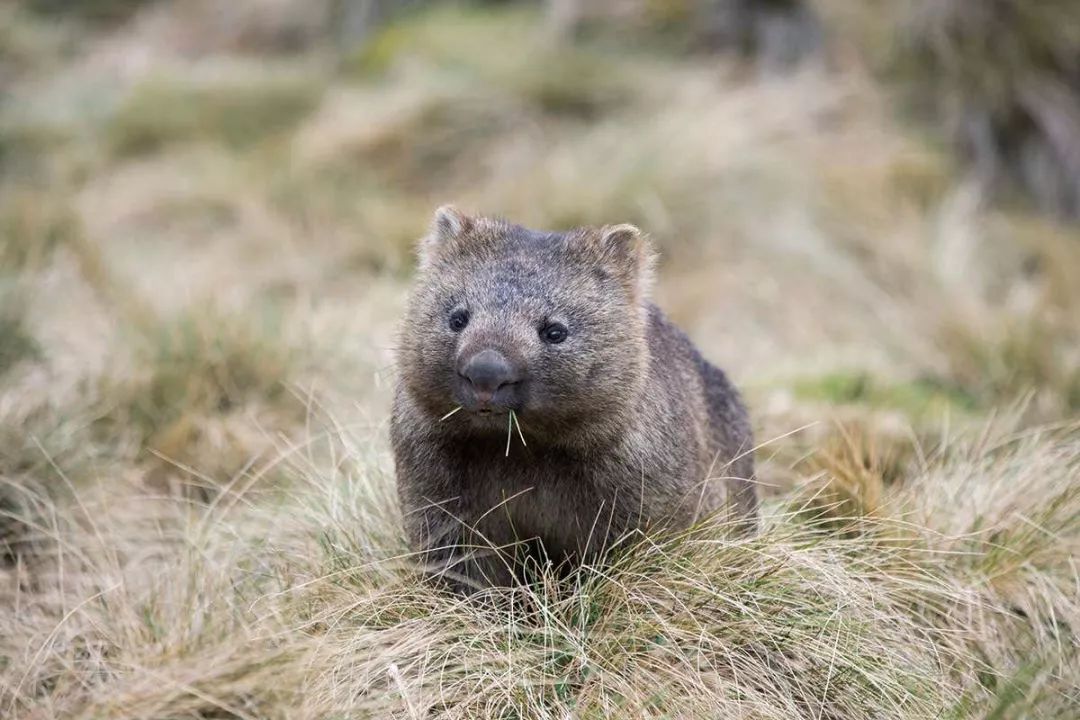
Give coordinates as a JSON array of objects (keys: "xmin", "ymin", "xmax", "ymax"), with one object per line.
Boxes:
[{"xmin": 1, "ymin": 2, "xmax": 1078, "ymax": 718}]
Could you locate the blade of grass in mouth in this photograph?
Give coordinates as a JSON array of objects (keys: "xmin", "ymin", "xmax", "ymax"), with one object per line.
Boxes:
[
  {"xmin": 512, "ymin": 409, "xmax": 526, "ymax": 447},
  {"xmin": 505, "ymin": 410, "xmax": 513, "ymax": 457}
]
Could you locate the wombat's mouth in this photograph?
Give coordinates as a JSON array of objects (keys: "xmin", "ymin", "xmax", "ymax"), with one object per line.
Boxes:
[
  {"xmin": 472, "ymin": 406, "xmax": 511, "ymax": 418},
  {"xmin": 442, "ymin": 406, "xmax": 517, "ymax": 438},
  {"xmin": 459, "ymin": 404, "xmax": 518, "ymax": 430},
  {"xmin": 452, "ymin": 373, "xmax": 526, "ymax": 417}
]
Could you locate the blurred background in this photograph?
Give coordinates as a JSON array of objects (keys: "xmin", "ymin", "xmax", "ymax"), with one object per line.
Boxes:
[{"xmin": 2, "ymin": 0, "xmax": 1079, "ymax": 502}]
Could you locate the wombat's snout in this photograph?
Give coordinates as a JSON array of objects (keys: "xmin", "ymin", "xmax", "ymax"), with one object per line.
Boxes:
[{"xmin": 458, "ymin": 349, "xmax": 521, "ymax": 406}]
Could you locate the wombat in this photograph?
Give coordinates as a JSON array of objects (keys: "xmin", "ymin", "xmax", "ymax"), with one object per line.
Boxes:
[{"xmin": 392, "ymin": 207, "xmax": 756, "ymax": 591}]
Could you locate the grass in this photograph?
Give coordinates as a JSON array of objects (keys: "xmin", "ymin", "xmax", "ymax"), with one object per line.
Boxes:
[
  {"xmin": 938, "ymin": 315, "xmax": 1080, "ymax": 419},
  {"xmin": 0, "ymin": 187, "xmax": 78, "ymax": 272},
  {"xmin": 793, "ymin": 371, "xmax": 980, "ymax": 417},
  {"xmin": 25, "ymin": 0, "xmax": 157, "ymax": 24},
  {"xmin": 346, "ymin": 4, "xmax": 631, "ymax": 118},
  {"xmin": 121, "ymin": 305, "xmax": 294, "ymax": 437},
  {"xmin": 0, "ymin": 4, "xmax": 74, "ymax": 82},
  {"xmin": 106, "ymin": 73, "xmax": 321, "ymax": 157},
  {"xmin": 0, "ymin": 282, "xmax": 40, "ymax": 378},
  {"xmin": 2, "ymin": 3, "xmax": 1080, "ymax": 718},
  {"xmin": 820, "ymin": 0, "xmax": 1080, "ymax": 220},
  {"xmin": 90, "ymin": 302, "xmax": 305, "ymax": 487},
  {"xmin": 0, "ymin": 318, "xmax": 39, "ymax": 380},
  {"xmin": 0, "ymin": 423, "xmax": 1076, "ymax": 717}
]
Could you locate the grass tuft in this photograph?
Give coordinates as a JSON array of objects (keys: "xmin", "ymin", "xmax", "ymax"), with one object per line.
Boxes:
[
  {"xmin": 106, "ymin": 73, "xmax": 321, "ymax": 158},
  {"xmin": 795, "ymin": 419, "xmax": 915, "ymax": 523},
  {"xmin": 1, "ymin": 423, "xmax": 1077, "ymax": 717},
  {"xmin": 939, "ymin": 314, "xmax": 1080, "ymax": 419},
  {"xmin": 0, "ymin": 283, "xmax": 40, "ymax": 378},
  {"xmin": 793, "ymin": 371, "xmax": 980, "ymax": 417},
  {"xmin": 821, "ymin": 0, "xmax": 1080, "ymax": 219},
  {"xmin": 345, "ymin": 4, "xmax": 631, "ymax": 118},
  {"xmin": 0, "ymin": 187, "xmax": 78, "ymax": 272},
  {"xmin": 92, "ymin": 302, "xmax": 303, "ymax": 485}
]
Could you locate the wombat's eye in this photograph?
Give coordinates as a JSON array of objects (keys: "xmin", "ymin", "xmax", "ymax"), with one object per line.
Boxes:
[
  {"xmin": 448, "ymin": 309, "xmax": 470, "ymax": 332},
  {"xmin": 540, "ymin": 322, "xmax": 568, "ymax": 344}
]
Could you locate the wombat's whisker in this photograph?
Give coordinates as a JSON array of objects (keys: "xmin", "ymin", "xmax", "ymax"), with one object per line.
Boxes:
[
  {"xmin": 439, "ymin": 406, "xmax": 463, "ymax": 422},
  {"xmin": 511, "ymin": 409, "xmax": 526, "ymax": 447}
]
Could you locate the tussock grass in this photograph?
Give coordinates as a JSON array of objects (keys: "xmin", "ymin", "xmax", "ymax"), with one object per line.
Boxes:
[
  {"xmin": 0, "ymin": 4, "xmax": 74, "ymax": 84},
  {"xmin": 123, "ymin": 305, "xmax": 295, "ymax": 431},
  {"xmin": 0, "ymin": 283, "xmax": 40, "ymax": 379},
  {"xmin": 348, "ymin": 5, "xmax": 631, "ymax": 118},
  {"xmin": 106, "ymin": 73, "xmax": 321, "ymax": 157},
  {"xmin": 820, "ymin": 0, "xmax": 1080, "ymax": 219},
  {"xmin": 793, "ymin": 371, "xmax": 979, "ymax": 418},
  {"xmin": 0, "ymin": 187, "xmax": 77, "ymax": 272},
  {"xmin": 938, "ymin": 315, "xmax": 1080, "ymax": 420},
  {"xmin": 289, "ymin": 85, "xmax": 514, "ymax": 195},
  {"xmin": 793, "ymin": 419, "xmax": 913, "ymax": 521},
  {"xmin": 26, "ymin": 0, "xmax": 157, "ymax": 25},
  {"xmin": 1, "ymin": 423, "xmax": 1077, "ymax": 717},
  {"xmin": 92, "ymin": 303, "xmax": 303, "ymax": 482}
]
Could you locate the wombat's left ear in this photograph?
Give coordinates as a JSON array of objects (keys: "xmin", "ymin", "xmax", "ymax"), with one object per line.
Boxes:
[
  {"xmin": 598, "ymin": 223, "xmax": 657, "ymax": 299},
  {"xmin": 419, "ymin": 205, "xmax": 473, "ymax": 266}
]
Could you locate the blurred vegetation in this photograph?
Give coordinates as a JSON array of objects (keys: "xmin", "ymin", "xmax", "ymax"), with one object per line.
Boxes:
[
  {"xmin": 120, "ymin": 306, "xmax": 294, "ymax": 438},
  {"xmin": 347, "ymin": 5, "xmax": 631, "ymax": 117},
  {"xmin": 106, "ymin": 75, "xmax": 322, "ymax": 157},
  {"xmin": 89, "ymin": 303, "xmax": 306, "ymax": 488},
  {"xmin": 818, "ymin": 0, "xmax": 1080, "ymax": 221},
  {"xmin": 793, "ymin": 371, "xmax": 979, "ymax": 417},
  {"xmin": 0, "ymin": 5, "xmax": 74, "ymax": 84},
  {"xmin": 941, "ymin": 315, "xmax": 1080, "ymax": 416},
  {"xmin": 0, "ymin": 187, "xmax": 77, "ymax": 270},
  {"xmin": 0, "ymin": 284, "xmax": 40, "ymax": 378},
  {"xmin": 25, "ymin": 0, "xmax": 160, "ymax": 24}
]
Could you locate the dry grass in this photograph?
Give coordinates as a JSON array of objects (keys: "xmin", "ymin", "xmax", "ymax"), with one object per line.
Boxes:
[
  {"xmin": 818, "ymin": 0, "xmax": 1080, "ymax": 220},
  {"xmin": 1, "ymin": 423, "xmax": 1076, "ymax": 718},
  {"xmin": 0, "ymin": 285, "xmax": 41, "ymax": 379},
  {"xmin": 2, "ymin": 3, "xmax": 1079, "ymax": 718},
  {"xmin": 106, "ymin": 72, "xmax": 322, "ymax": 158},
  {"xmin": 0, "ymin": 188, "xmax": 77, "ymax": 272}
]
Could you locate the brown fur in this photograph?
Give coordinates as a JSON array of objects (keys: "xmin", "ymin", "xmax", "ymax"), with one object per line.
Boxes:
[{"xmin": 392, "ymin": 207, "xmax": 756, "ymax": 591}]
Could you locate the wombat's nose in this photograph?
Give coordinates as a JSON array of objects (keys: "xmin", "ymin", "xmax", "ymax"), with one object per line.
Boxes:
[{"xmin": 461, "ymin": 349, "xmax": 518, "ymax": 397}]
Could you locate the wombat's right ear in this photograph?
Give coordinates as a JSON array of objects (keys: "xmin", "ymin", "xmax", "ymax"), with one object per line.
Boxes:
[{"xmin": 418, "ymin": 205, "xmax": 472, "ymax": 266}]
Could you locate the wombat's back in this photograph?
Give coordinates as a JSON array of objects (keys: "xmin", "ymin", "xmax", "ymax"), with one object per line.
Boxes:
[
  {"xmin": 698, "ymin": 357, "xmax": 757, "ymax": 525},
  {"xmin": 642, "ymin": 305, "xmax": 756, "ymax": 528}
]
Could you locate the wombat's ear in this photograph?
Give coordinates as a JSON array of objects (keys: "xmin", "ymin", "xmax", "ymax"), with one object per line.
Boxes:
[
  {"xmin": 419, "ymin": 205, "xmax": 473, "ymax": 266},
  {"xmin": 598, "ymin": 223, "xmax": 657, "ymax": 299}
]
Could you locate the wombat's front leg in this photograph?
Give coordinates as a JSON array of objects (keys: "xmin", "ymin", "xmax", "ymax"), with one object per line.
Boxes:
[{"xmin": 402, "ymin": 491, "xmax": 515, "ymax": 593}]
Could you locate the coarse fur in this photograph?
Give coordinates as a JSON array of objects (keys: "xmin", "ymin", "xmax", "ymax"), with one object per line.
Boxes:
[{"xmin": 392, "ymin": 207, "xmax": 756, "ymax": 590}]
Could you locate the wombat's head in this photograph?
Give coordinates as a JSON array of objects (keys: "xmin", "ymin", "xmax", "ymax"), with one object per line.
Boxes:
[{"xmin": 398, "ymin": 206, "xmax": 656, "ymax": 444}]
